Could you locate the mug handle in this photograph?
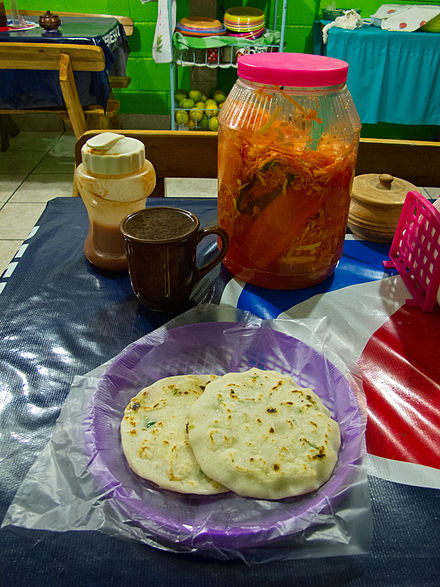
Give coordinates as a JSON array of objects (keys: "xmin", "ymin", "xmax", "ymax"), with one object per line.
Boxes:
[{"xmin": 194, "ymin": 225, "xmax": 229, "ymax": 281}]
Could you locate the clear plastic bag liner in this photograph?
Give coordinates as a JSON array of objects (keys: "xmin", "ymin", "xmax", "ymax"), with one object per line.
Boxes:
[{"xmin": 2, "ymin": 304, "xmax": 371, "ymax": 564}]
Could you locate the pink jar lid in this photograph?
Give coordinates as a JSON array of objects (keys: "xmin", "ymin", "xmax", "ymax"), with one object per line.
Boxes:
[{"xmin": 237, "ymin": 52, "xmax": 349, "ymax": 88}]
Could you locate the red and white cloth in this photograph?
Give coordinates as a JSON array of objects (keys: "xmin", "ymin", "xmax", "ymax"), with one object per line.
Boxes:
[{"xmin": 372, "ymin": 4, "xmax": 440, "ymax": 31}]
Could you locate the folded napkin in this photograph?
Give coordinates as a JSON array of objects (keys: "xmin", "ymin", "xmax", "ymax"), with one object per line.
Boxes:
[{"xmin": 322, "ymin": 10, "xmax": 363, "ymax": 43}]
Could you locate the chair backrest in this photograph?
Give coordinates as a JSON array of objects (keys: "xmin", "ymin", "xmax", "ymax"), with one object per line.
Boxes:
[
  {"xmin": 7, "ymin": 10, "xmax": 134, "ymax": 36},
  {"xmin": 0, "ymin": 42, "xmax": 105, "ymax": 71},
  {"xmin": 75, "ymin": 131, "xmax": 440, "ymax": 196},
  {"xmin": 75, "ymin": 130, "xmax": 218, "ymax": 197},
  {"xmin": 356, "ymin": 138, "xmax": 440, "ymax": 187}
]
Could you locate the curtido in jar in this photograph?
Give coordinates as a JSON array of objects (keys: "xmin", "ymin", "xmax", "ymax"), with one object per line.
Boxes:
[
  {"xmin": 217, "ymin": 52, "xmax": 361, "ymax": 289},
  {"xmin": 76, "ymin": 132, "xmax": 156, "ymax": 271}
]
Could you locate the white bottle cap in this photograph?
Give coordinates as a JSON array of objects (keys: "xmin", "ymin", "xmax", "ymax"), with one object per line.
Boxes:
[{"xmin": 81, "ymin": 132, "xmax": 146, "ymax": 175}]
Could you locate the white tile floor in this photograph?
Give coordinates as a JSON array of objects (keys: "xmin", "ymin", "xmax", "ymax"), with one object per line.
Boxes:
[
  {"xmin": 0, "ymin": 130, "xmax": 75, "ymax": 275},
  {"xmin": 0, "ymin": 130, "xmax": 438, "ymax": 277}
]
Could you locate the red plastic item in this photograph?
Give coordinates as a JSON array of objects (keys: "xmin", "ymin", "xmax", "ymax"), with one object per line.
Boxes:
[
  {"xmin": 383, "ymin": 191, "xmax": 440, "ymax": 312},
  {"xmin": 207, "ymin": 48, "xmax": 219, "ymax": 64}
]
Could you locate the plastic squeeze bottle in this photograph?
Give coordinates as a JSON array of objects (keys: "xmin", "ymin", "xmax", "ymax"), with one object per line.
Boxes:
[{"xmin": 76, "ymin": 133, "xmax": 156, "ymax": 271}]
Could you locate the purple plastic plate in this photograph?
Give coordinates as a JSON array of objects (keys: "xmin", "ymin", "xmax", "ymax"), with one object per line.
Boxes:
[{"xmin": 84, "ymin": 322, "xmax": 364, "ymax": 553}]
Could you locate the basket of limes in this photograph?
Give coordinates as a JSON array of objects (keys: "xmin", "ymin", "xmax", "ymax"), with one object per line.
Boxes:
[{"xmin": 174, "ymin": 87, "xmax": 227, "ymax": 131}]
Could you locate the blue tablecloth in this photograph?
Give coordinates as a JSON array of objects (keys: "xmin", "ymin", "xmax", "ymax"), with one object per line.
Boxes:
[
  {"xmin": 0, "ymin": 16, "xmax": 128, "ymax": 109},
  {"xmin": 1, "ymin": 196, "xmax": 439, "ymax": 584},
  {"xmin": 313, "ymin": 22, "xmax": 440, "ymax": 126}
]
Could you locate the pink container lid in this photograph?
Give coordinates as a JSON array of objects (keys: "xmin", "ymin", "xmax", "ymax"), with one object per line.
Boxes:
[{"xmin": 237, "ymin": 52, "xmax": 349, "ymax": 88}]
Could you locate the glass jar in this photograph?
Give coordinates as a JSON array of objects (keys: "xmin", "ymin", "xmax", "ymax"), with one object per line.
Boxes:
[
  {"xmin": 76, "ymin": 133, "xmax": 156, "ymax": 271},
  {"xmin": 217, "ymin": 52, "xmax": 361, "ymax": 289}
]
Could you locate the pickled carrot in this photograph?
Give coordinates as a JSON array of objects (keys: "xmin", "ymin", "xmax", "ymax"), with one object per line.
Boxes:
[
  {"xmin": 278, "ymin": 88, "xmax": 322, "ymax": 124},
  {"xmin": 243, "ymin": 187, "xmax": 324, "ymax": 270}
]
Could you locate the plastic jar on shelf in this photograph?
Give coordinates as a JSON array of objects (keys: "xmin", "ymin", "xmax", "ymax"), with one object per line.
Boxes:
[{"xmin": 217, "ymin": 52, "xmax": 361, "ymax": 289}]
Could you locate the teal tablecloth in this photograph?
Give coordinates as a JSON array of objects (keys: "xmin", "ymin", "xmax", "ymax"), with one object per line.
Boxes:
[{"xmin": 313, "ymin": 22, "xmax": 440, "ymax": 126}]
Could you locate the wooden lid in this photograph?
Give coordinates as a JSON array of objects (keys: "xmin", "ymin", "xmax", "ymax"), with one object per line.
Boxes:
[{"xmin": 351, "ymin": 173, "xmax": 417, "ymax": 207}]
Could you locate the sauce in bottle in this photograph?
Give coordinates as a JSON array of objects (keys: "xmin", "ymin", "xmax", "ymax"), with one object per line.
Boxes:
[{"xmin": 76, "ymin": 133, "xmax": 156, "ymax": 271}]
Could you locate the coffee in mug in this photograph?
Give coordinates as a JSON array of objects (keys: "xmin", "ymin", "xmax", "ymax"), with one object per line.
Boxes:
[{"xmin": 121, "ymin": 207, "xmax": 228, "ymax": 311}]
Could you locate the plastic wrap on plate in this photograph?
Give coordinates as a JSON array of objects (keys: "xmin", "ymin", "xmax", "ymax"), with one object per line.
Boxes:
[{"xmin": 2, "ymin": 304, "xmax": 371, "ymax": 563}]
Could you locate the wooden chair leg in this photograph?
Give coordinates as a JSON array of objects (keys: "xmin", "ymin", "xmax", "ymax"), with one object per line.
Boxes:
[
  {"xmin": 151, "ymin": 177, "xmax": 165, "ymax": 197},
  {"xmin": 0, "ymin": 116, "xmax": 10, "ymax": 152},
  {"xmin": 58, "ymin": 52, "xmax": 88, "ymax": 139},
  {"xmin": 86, "ymin": 112, "xmax": 114, "ymax": 130},
  {"xmin": 0, "ymin": 114, "xmax": 20, "ymax": 151}
]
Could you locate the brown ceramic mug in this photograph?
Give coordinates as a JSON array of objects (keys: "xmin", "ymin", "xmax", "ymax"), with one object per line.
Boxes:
[{"xmin": 121, "ymin": 207, "xmax": 228, "ymax": 312}]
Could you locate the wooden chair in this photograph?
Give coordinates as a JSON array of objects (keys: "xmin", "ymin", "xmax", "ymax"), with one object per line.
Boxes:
[
  {"xmin": 74, "ymin": 131, "xmax": 440, "ymax": 197},
  {"xmin": 75, "ymin": 131, "xmax": 218, "ymax": 197},
  {"xmin": 7, "ymin": 10, "xmax": 134, "ymax": 90},
  {"xmin": 0, "ymin": 42, "xmax": 120, "ymax": 139},
  {"xmin": 356, "ymin": 138, "xmax": 440, "ymax": 187}
]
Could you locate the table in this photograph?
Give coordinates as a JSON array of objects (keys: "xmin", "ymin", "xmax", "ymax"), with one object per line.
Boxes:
[
  {"xmin": 1, "ymin": 197, "xmax": 439, "ymax": 585},
  {"xmin": 313, "ymin": 22, "xmax": 440, "ymax": 126},
  {"xmin": 0, "ymin": 15, "xmax": 129, "ymax": 110}
]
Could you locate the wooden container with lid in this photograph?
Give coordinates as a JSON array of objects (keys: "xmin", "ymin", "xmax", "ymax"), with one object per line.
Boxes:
[
  {"xmin": 39, "ymin": 11, "xmax": 61, "ymax": 32},
  {"xmin": 348, "ymin": 173, "xmax": 417, "ymax": 242}
]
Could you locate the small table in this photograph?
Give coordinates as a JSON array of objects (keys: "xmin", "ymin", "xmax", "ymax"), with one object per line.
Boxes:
[
  {"xmin": 0, "ymin": 15, "xmax": 129, "ymax": 110},
  {"xmin": 313, "ymin": 21, "xmax": 440, "ymax": 126},
  {"xmin": 0, "ymin": 196, "xmax": 439, "ymax": 584}
]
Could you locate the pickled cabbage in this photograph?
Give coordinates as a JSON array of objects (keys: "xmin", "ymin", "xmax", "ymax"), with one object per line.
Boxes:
[{"xmin": 218, "ymin": 112, "xmax": 358, "ymax": 289}]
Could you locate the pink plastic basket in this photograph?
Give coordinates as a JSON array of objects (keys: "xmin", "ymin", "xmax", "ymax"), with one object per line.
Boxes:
[{"xmin": 383, "ymin": 191, "xmax": 440, "ymax": 312}]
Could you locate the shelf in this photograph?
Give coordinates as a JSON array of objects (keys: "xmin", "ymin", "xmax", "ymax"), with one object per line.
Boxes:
[
  {"xmin": 169, "ymin": 1, "xmax": 288, "ymax": 129},
  {"xmin": 174, "ymin": 43, "xmax": 280, "ymax": 69}
]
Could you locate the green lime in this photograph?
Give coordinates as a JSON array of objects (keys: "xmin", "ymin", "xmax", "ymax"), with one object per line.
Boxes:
[
  {"xmin": 188, "ymin": 89, "xmax": 202, "ymax": 103},
  {"xmin": 195, "ymin": 101, "xmax": 206, "ymax": 109},
  {"xmin": 213, "ymin": 90, "xmax": 226, "ymax": 104},
  {"xmin": 209, "ymin": 116, "xmax": 219, "ymax": 131},
  {"xmin": 199, "ymin": 116, "xmax": 209, "ymax": 129},
  {"xmin": 205, "ymin": 98, "xmax": 217, "ymax": 107},
  {"xmin": 175, "ymin": 110, "xmax": 189, "ymax": 125},
  {"xmin": 190, "ymin": 108, "xmax": 203, "ymax": 122},
  {"xmin": 179, "ymin": 98, "xmax": 195, "ymax": 109},
  {"xmin": 205, "ymin": 103, "xmax": 219, "ymax": 118},
  {"xmin": 174, "ymin": 89, "xmax": 188, "ymax": 103},
  {"xmin": 200, "ymin": 93, "xmax": 208, "ymax": 102},
  {"xmin": 186, "ymin": 119, "xmax": 196, "ymax": 130}
]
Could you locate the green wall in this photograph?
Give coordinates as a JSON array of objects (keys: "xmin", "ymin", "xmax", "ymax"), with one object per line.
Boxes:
[{"xmin": 6, "ymin": 1, "xmax": 440, "ymax": 138}]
